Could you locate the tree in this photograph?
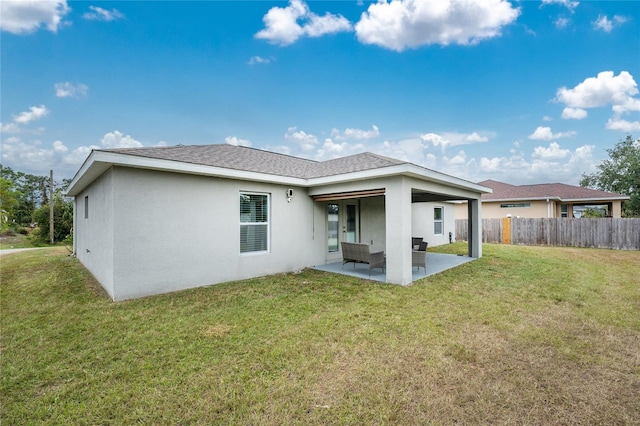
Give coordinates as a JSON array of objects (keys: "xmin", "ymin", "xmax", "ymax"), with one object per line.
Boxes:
[
  {"xmin": 31, "ymin": 194, "xmax": 74, "ymax": 243},
  {"xmin": 0, "ymin": 178, "xmax": 20, "ymax": 230},
  {"xmin": 580, "ymin": 135, "xmax": 640, "ymax": 217},
  {"xmin": 0, "ymin": 165, "xmax": 70, "ymax": 227},
  {"xmin": 582, "ymin": 207, "xmax": 605, "ymax": 218}
]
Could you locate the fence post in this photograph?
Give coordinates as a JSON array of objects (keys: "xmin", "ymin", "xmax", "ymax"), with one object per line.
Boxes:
[{"xmin": 502, "ymin": 217, "xmax": 511, "ymax": 245}]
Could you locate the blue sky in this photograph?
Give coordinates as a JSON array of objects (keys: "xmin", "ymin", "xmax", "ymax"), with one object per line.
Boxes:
[{"xmin": 1, "ymin": 0, "xmax": 639, "ymax": 185}]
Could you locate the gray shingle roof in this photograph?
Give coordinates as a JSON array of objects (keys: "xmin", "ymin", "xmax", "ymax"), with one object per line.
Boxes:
[
  {"xmin": 103, "ymin": 144, "xmax": 407, "ymax": 179},
  {"xmin": 478, "ymin": 179, "xmax": 628, "ymax": 201}
]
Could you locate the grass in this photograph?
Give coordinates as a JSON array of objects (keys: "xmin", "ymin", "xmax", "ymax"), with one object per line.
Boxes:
[
  {"xmin": 1, "ymin": 244, "xmax": 639, "ymax": 424},
  {"xmin": 0, "ymin": 233, "xmax": 38, "ymax": 249},
  {"xmin": 0, "ymin": 233, "xmax": 72, "ymax": 251}
]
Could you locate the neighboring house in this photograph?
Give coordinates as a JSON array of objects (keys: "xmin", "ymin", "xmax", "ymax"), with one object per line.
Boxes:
[
  {"xmin": 455, "ymin": 179, "xmax": 629, "ymax": 220},
  {"xmin": 66, "ymin": 145, "xmax": 489, "ymax": 300}
]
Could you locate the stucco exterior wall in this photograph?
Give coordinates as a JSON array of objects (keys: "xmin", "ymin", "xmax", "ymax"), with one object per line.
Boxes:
[
  {"xmin": 360, "ymin": 196, "xmax": 386, "ymax": 252},
  {"xmin": 75, "ymin": 168, "xmax": 115, "ymax": 299},
  {"xmin": 108, "ymin": 167, "xmax": 322, "ymax": 300},
  {"xmin": 75, "ymin": 165, "xmax": 485, "ymax": 299},
  {"xmin": 412, "ymin": 202, "xmax": 455, "ymax": 247},
  {"xmin": 486, "ymin": 200, "xmax": 552, "ymax": 218},
  {"xmin": 612, "ymin": 201, "xmax": 622, "ymax": 217},
  {"xmin": 456, "ymin": 200, "xmax": 556, "ymax": 219}
]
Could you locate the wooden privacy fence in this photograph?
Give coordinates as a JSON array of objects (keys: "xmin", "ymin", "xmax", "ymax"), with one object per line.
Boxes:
[{"xmin": 456, "ymin": 218, "xmax": 640, "ymax": 250}]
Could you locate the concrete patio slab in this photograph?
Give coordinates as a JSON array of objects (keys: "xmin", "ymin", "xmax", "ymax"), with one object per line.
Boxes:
[{"xmin": 312, "ymin": 252, "xmax": 475, "ymax": 284}]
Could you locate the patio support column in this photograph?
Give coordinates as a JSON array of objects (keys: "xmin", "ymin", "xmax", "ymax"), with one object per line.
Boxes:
[
  {"xmin": 468, "ymin": 198, "xmax": 482, "ymax": 258},
  {"xmin": 385, "ymin": 176, "xmax": 412, "ymax": 285}
]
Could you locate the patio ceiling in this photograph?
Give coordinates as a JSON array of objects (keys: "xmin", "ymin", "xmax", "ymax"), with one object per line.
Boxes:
[
  {"xmin": 411, "ymin": 188, "xmax": 470, "ymax": 203},
  {"xmin": 311, "ymin": 189, "xmax": 385, "ymax": 202}
]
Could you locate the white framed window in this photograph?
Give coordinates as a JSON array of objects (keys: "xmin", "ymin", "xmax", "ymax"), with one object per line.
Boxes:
[
  {"xmin": 240, "ymin": 192, "xmax": 269, "ymax": 254},
  {"xmin": 434, "ymin": 206, "xmax": 443, "ymax": 235},
  {"xmin": 84, "ymin": 196, "xmax": 89, "ymax": 219}
]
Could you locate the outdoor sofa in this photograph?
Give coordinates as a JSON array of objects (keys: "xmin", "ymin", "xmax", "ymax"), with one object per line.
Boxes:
[{"xmin": 340, "ymin": 242, "xmax": 385, "ymax": 276}]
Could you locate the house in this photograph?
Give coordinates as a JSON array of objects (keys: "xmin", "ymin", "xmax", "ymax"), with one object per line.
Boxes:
[
  {"xmin": 454, "ymin": 179, "xmax": 629, "ymax": 220},
  {"xmin": 65, "ymin": 144, "xmax": 490, "ymax": 301}
]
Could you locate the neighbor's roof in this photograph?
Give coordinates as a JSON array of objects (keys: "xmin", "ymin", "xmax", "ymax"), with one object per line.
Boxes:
[
  {"xmin": 66, "ymin": 144, "xmax": 490, "ymax": 197},
  {"xmin": 479, "ymin": 179, "xmax": 629, "ymax": 202}
]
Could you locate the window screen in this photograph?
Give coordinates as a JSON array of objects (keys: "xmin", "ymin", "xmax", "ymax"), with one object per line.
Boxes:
[
  {"xmin": 240, "ymin": 193, "xmax": 269, "ymax": 253},
  {"xmin": 434, "ymin": 207, "xmax": 443, "ymax": 235}
]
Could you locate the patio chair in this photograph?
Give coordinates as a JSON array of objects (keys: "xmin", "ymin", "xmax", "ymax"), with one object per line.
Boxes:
[
  {"xmin": 411, "ymin": 238, "xmax": 428, "ymax": 272},
  {"xmin": 412, "ymin": 237, "xmax": 428, "ymax": 251},
  {"xmin": 412, "ymin": 250, "xmax": 427, "ymax": 272}
]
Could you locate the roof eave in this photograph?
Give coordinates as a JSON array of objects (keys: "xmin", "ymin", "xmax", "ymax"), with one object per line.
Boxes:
[
  {"xmin": 562, "ymin": 196, "xmax": 630, "ymax": 202},
  {"xmin": 65, "ymin": 151, "xmax": 492, "ymax": 198},
  {"xmin": 65, "ymin": 151, "xmax": 309, "ymax": 196},
  {"xmin": 484, "ymin": 196, "xmax": 629, "ymax": 203},
  {"xmin": 483, "ymin": 196, "xmax": 561, "ymax": 202},
  {"xmin": 308, "ymin": 164, "xmax": 492, "ymax": 194}
]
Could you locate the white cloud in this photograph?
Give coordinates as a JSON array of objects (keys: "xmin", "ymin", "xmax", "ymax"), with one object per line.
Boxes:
[
  {"xmin": 561, "ymin": 107, "xmax": 588, "ymax": 120},
  {"xmin": 303, "ymin": 10, "xmax": 352, "ymax": 37},
  {"xmin": 605, "ymin": 118, "xmax": 640, "ymax": 132},
  {"xmin": 354, "ymin": 0, "xmax": 520, "ymax": 52},
  {"xmin": 331, "ymin": 125, "xmax": 380, "ymax": 141},
  {"xmin": 52, "ymin": 140, "xmax": 68, "ymax": 153},
  {"xmin": 100, "ymin": 131, "xmax": 143, "ymax": 149},
  {"xmin": 477, "ymin": 142, "xmax": 595, "ymax": 185},
  {"xmin": 248, "ymin": 56, "xmax": 271, "ymax": 66},
  {"xmin": 255, "ymin": 0, "xmax": 352, "ymax": 46},
  {"xmin": 82, "ymin": 6, "xmax": 124, "ymax": 21},
  {"xmin": 0, "ymin": 136, "xmax": 100, "ymax": 177},
  {"xmin": 593, "ymin": 15, "xmax": 613, "ymax": 32},
  {"xmin": 284, "ymin": 126, "xmax": 318, "ymax": 151},
  {"xmin": 0, "ymin": 130, "xmax": 168, "ymax": 178},
  {"xmin": 556, "ymin": 71, "xmax": 640, "ymax": 129},
  {"xmin": 0, "ymin": 122, "xmax": 21, "ymax": 134},
  {"xmin": 420, "ymin": 131, "xmax": 490, "ymax": 151},
  {"xmin": 593, "ymin": 15, "xmax": 628, "ymax": 32},
  {"xmin": 556, "ymin": 71, "xmax": 638, "ymax": 111},
  {"xmin": 315, "ymin": 138, "xmax": 348, "ymax": 159},
  {"xmin": 264, "ymin": 124, "xmax": 598, "ymax": 185},
  {"xmin": 532, "ymin": 142, "xmax": 570, "ymax": 160},
  {"xmin": 541, "ymin": 0, "xmax": 579, "ymax": 12},
  {"xmin": 421, "ymin": 133, "xmax": 451, "ymax": 150},
  {"xmin": 543, "ymin": 116, "xmax": 553, "ymax": 122},
  {"xmin": 225, "ymin": 136, "xmax": 252, "ymax": 147},
  {"xmin": 0, "ymin": 0, "xmax": 70, "ymax": 34},
  {"xmin": 443, "ymin": 150, "xmax": 468, "ymax": 166},
  {"xmin": 313, "ymin": 138, "xmax": 367, "ymax": 161},
  {"xmin": 465, "ymin": 132, "xmax": 489, "ymax": 143},
  {"xmin": 13, "ymin": 105, "xmax": 49, "ymax": 124},
  {"xmin": 54, "ymin": 82, "xmax": 89, "ymax": 98},
  {"xmin": 528, "ymin": 126, "xmax": 576, "ymax": 140},
  {"xmin": 313, "ymin": 136, "xmax": 593, "ymax": 185},
  {"xmin": 554, "ymin": 17, "xmax": 570, "ymax": 29}
]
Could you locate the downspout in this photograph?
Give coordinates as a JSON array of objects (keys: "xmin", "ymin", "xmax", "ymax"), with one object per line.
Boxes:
[
  {"xmin": 546, "ymin": 198, "xmax": 551, "ymax": 218},
  {"xmin": 72, "ymin": 197, "xmax": 77, "ymax": 255}
]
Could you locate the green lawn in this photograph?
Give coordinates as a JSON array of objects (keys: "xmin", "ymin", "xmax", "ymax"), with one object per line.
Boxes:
[
  {"xmin": 0, "ymin": 233, "xmax": 38, "ymax": 250},
  {"xmin": 1, "ymin": 244, "xmax": 639, "ymax": 424}
]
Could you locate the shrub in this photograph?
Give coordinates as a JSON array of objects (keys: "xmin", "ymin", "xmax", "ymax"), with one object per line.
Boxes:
[{"xmin": 31, "ymin": 196, "xmax": 73, "ymax": 243}]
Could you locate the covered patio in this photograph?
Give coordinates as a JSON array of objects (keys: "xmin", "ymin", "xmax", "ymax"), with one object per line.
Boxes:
[
  {"xmin": 313, "ymin": 252, "xmax": 475, "ymax": 283},
  {"xmin": 309, "ymin": 170, "xmax": 486, "ymax": 286}
]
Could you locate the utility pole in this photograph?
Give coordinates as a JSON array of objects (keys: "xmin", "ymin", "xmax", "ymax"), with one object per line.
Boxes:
[{"xmin": 50, "ymin": 170, "xmax": 54, "ymax": 244}]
